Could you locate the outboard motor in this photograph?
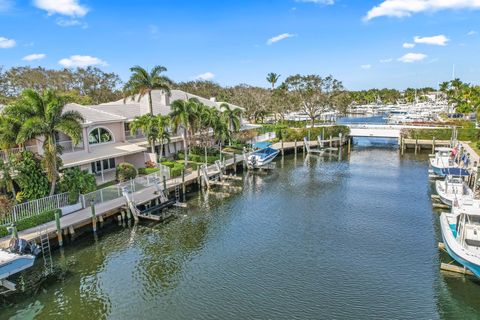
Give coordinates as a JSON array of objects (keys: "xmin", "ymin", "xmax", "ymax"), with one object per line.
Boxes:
[{"xmin": 9, "ymin": 237, "xmax": 41, "ymax": 256}]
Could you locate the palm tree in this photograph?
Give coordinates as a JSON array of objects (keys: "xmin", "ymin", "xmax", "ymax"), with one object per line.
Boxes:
[
  {"xmin": 123, "ymin": 65, "xmax": 172, "ymax": 115},
  {"xmin": 5, "ymin": 89, "xmax": 84, "ymax": 195},
  {"xmin": 266, "ymin": 72, "xmax": 281, "ymax": 90},
  {"xmin": 220, "ymin": 103, "xmax": 242, "ymax": 133},
  {"xmin": 156, "ymin": 115, "xmax": 171, "ymax": 163},
  {"xmin": 170, "ymin": 98, "xmax": 199, "ymax": 167},
  {"xmin": 129, "ymin": 114, "xmax": 159, "ymax": 153}
]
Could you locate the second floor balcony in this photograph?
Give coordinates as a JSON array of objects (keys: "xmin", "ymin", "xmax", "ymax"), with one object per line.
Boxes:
[{"xmin": 57, "ymin": 140, "xmax": 85, "ymax": 154}]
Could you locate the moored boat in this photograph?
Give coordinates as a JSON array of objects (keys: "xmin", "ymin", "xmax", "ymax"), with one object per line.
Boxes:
[
  {"xmin": 435, "ymin": 174, "xmax": 473, "ymax": 206},
  {"xmin": 247, "ymin": 147, "xmax": 279, "ymax": 169},
  {"xmin": 429, "ymin": 147, "xmax": 457, "ymax": 177},
  {"xmin": 440, "ymin": 201, "xmax": 480, "ymax": 277}
]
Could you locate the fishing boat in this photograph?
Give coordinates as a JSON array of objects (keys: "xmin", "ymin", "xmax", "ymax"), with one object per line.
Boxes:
[
  {"xmin": 440, "ymin": 199, "xmax": 480, "ymax": 278},
  {"xmin": 429, "ymin": 147, "xmax": 457, "ymax": 176},
  {"xmin": 247, "ymin": 146, "xmax": 279, "ymax": 169},
  {"xmin": 435, "ymin": 174, "xmax": 473, "ymax": 206},
  {"xmin": 0, "ymin": 237, "xmax": 39, "ymax": 292}
]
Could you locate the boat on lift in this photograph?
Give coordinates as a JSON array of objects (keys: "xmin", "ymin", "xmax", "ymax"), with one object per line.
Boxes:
[
  {"xmin": 247, "ymin": 143, "xmax": 279, "ymax": 169},
  {"xmin": 435, "ymin": 174, "xmax": 473, "ymax": 206},
  {"xmin": 440, "ymin": 199, "xmax": 480, "ymax": 278},
  {"xmin": 0, "ymin": 236, "xmax": 40, "ymax": 293}
]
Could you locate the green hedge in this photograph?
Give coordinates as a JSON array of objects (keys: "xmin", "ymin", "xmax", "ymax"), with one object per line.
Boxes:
[
  {"xmin": 402, "ymin": 127, "xmax": 479, "ymax": 141},
  {"xmin": 138, "ymin": 167, "xmax": 160, "ymax": 175},
  {"xmin": 0, "ymin": 209, "xmax": 60, "ymax": 238},
  {"xmin": 177, "ymin": 152, "xmax": 219, "ymax": 164},
  {"xmin": 282, "ymin": 126, "xmax": 350, "ymax": 142}
]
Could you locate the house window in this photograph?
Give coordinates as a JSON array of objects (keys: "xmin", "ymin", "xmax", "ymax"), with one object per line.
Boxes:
[
  {"xmin": 91, "ymin": 158, "xmax": 116, "ymax": 173},
  {"xmin": 89, "ymin": 127, "xmax": 113, "ymax": 145}
]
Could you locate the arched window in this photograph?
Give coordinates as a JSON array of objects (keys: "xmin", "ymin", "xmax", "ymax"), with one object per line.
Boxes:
[{"xmin": 88, "ymin": 127, "xmax": 113, "ymax": 145}]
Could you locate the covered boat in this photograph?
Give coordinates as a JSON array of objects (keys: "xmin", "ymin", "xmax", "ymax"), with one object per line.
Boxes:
[
  {"xmin": 435, "ymin": 174, "xmax": 473, "ymax": 206},
  {"xmin": 440, "ymin": 199, "xmax": 480, "ymax": 278}
]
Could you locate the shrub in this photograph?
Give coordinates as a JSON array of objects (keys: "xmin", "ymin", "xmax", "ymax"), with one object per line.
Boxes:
[
  {"xmin": 171, "ymin": 163, "xmax": 185, "ymax": 177},
  {"xmin": 160, "ymin": 161, "xmax": 175, "ymax": 168},
  {"xmin": 59, "ymin": 168, "xmax": 97, "ymax": 204},
  {"xmin": 0, "ymin": 209, "xmax": 60, "ymax": 238},
  {"xmin": 138, "ymin": 167, "xmax": 160, "ymax": 175},
  {"xmin": 116, "ymin": 162, "xmax": 137, "ymax": 182},
  {"xmin": 12, "ymin": 151, "xmax": 49, "ymax": 200}
]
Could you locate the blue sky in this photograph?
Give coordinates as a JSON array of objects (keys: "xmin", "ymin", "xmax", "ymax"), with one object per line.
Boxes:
[{"xmin": 1, "ymin": 0, "xmax": 480, "ymax": 90}]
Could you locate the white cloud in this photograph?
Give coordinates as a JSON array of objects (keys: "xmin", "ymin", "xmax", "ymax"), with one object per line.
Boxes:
[
  {"xmin": 22, "ymin": 53, "xmax": 46, "ymax": 61},
  {"xmin": 467, "ymin": 30, "xmax": 477, "ymax": 35},
  {"xmin": 33, "ymin": 0, "xmax": 88, "ymax": 17},
  {"xmin": 398, "ymin": 52, "xmax": 427, "ymax": 63},
  {"xmin": 58, "ymin": 55, "xmax": 107, "ymax": 68},
  {"xmin": 361, "ymin": 64, "xmax": 372, "ymax": 69},
  {"xmin": 414, "ymin": 34, "xmax": 449, "ymax": 46},
  {"xmin": 0, "ymin": 36, "xmax": 15, "ymax": 48},
  {"xmin": 295, "ymin": 0, "xmax": 335, "ymax": 4},
  {"xmin": 56, "ymin": 18, "xmax": 87, "ymax": 28},
  {"xmin": 195, "ymin": 72, "xmax": 215, "ymax": 81},
  {"xmin": 267, "ymin": 33, "xmax": 296, "ymax": 45},
  {"xmin": 380, "ymin": 58, "xmax": 393, "ymax": 63},
  {"xmin": 364, "ymin": 0, "xmax": 480, "ymax": 21},
  {"xmin": 403, "ymin": 42, "xmax": 415, "ymax": 48}
]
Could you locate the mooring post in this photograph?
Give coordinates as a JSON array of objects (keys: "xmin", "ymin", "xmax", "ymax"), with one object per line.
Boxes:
[
  {"xmin": 233, "ymin": 153, "xmax": 237, "ymax": 174},
  {"xmin": 329, "ymin": 135, "xmax": 332, "ymax": 148},
  {"xmin": 90, "ymin": 200, "xmax": 97, "ymax": 233},
  {"xmin": 415, "ymin": 138, "xmax": 418, "ymax": 154},
  {"xmin": 197, "ymin": 166, "xmax": 201, "ymax": 185},
  {"xmin": 55, "ymin": 209, "xmax": 63, "ymax": 247},
  {"xmin": 432, "ymin": 136, "xmax": 436, "ymax": 154},
  {"xmin": 401, "ymin": 136, "xmax": 405, "ymax": 156},
  {"xmin": 163, "ymin": 175, "xmax": 167, "ymax": 195},
  {"xmin": 348, "ymin": 137, "xmax": 351, "ymax": 154},
  {"xmin": 182, "ymin": 169, "xmax": 186, "ymax": 202},
  {"xmin": 294, "ymin": 140, "xmax": 297, "ymax": 156},
  {"xmin": 281, "ymin": 140, "xmax": 284, "ymax": 157},
  {"xmin": 10, "ymin": 223, "xmax": 18, "ymax": 239}
]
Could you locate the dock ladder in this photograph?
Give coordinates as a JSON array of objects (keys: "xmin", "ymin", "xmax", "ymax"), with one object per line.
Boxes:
[
  {"xmin": 38, "ymin": 227, "xmax": 53, "ymax": 274},
  {"xmin": 174, "ymin": 185, "xmax": 180, "ymax": 202}
]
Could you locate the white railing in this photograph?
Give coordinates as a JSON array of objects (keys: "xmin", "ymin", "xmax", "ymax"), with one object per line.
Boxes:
[
  {"xmin": 56, "ymin": 140, "xmax": 84, "ymax": 154},
  {"xmin": 0, "ymin": 145, "xmax": 38, "ymax": 161},
  {"xmin": 1, "ymin": 192, "xmax": 70, "ymax": 226}
]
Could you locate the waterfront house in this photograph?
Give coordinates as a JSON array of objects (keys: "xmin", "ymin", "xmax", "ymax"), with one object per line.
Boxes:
[{"xmin": 0, "ymin": 90, "xmax": 245, "ymax": 183}]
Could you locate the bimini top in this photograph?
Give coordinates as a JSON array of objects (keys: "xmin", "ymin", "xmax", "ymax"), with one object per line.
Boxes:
[
  {"xmin": 253, "ymin": 141, "xmax": 272, "ymax": 150},
  {"xmin": 252, "ymin": 147, "xmax": 278, "ymax": 157},
  {"xmin": 441, "ymin": 168, "xmax": 470, "ymax": 177}
]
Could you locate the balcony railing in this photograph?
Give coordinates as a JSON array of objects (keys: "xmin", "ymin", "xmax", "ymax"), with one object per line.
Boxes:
[
  {"xmin": 57, "ymin": 140, "xmax": 84, "ymax": 154},
  {"xmin": 0, "ymin": 145, "xmax": 38, "ymax": 161},
  {"xmin": 125, "ymin": 130, "xmax": 145, "ymax": 141}
]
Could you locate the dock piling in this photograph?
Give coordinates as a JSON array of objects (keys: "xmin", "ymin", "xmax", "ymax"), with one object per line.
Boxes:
[
  {"xmin": 347, "ymin": 137, "xmax": 351, "ymax": 154},
  {"xmin": 55, "ymin": 210, "xmax": 63, "ymax": 246},
  {"xmin": 182, "ymin": 169, "xmax": 186, "ymax": 202},
  {"xmin": 432, "ymin": 137, "xmax": 436, "ymax": 154},
  {"xmin": 281, "ymin": 140, "xmax": 284, "ymax": 157},
  {"xmin": 90, "ymin": 200, "xmax": 97, "ymax": 233},
  {"xmin": 294, "ymin": 140, "xmax": 297, "ymax": 156}
]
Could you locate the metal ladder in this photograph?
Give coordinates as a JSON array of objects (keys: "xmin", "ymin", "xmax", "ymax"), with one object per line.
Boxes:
[
  {"xmin": 38, "ymin": 228, "xmax": 53, "ymax": 273},
  {"xmin": 174, "ymin": 185, "xmax": 180, "ymax": 201}
]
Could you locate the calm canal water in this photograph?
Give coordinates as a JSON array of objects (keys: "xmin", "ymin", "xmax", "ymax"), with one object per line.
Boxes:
[{"xmin": 2, "ymin": 146, "xmax": 480, "ymax": 319}]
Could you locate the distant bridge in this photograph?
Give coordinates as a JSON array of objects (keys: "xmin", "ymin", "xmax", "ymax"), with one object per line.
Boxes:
[{"xmin": 346, "ymin": 124, "xmax": 445, "ymax": 139}]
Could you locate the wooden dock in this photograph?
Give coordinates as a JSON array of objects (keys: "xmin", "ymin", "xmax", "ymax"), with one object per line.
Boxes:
[{"xmin": 0, "ymin": 156, "xmax": 245, "ymax": 248}]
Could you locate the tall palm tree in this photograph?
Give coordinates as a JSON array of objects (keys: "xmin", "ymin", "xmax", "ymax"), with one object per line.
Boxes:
[
  {"xmin": 129, "ymin": 114, "xmax": 159, "ymax": 153},
  {"xmin": 266, "ymin": 72, "xmax": 281, "ymax": 90},
  {"xmin": 5, "ymin": 89, "xmax": 84, "ymax": 195},
  {"xmin": 123, "ymin": 65, "xmax": 172, "ymax": 115},
  {"xmin": 220, "ymin": 103, "xmax": 242, "ymax": 133},
  {"xmin": 170, "ymin": 98, "xmax": 199, "ymax": 167},
  {"xmin": 156, "ymin": 115, "xmax": 171, "ymax": 163}
]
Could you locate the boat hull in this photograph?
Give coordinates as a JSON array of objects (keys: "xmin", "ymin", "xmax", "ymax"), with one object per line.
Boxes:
[
  {"xmin": 247, "ymin": 148, "xmax": 279, "ymax": 169},
  {"xmin": 440, "ymin": 213, "xmax": 480, "ymax": 278}
]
